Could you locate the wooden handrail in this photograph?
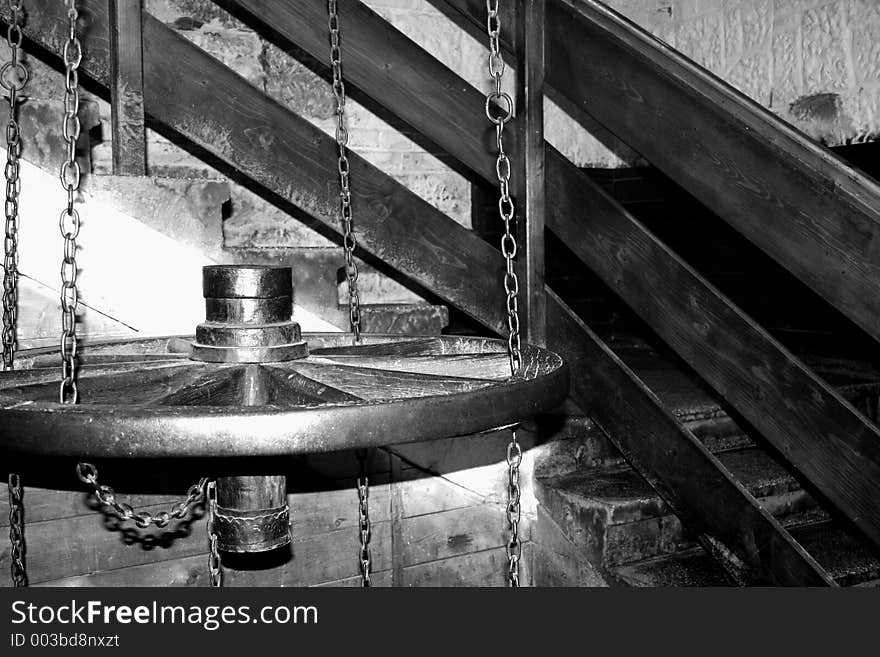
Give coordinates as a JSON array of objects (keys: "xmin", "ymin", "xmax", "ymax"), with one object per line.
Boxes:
[
  {"xmin": 0, "ymin": 0, "xmax": 829, "ymax": 584},
  {"xmin": 547, "ymin": 293, "xmax": 834, "ymax": 586},
  {"xmin": 431, "ymin": 0, "xmax": 880, "ymax": 348},
  {"xmin": 222, "ymin": 0, "xmax": 880, "ymax": 550}
]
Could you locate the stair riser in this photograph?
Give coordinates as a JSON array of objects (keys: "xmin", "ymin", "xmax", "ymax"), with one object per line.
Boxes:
[{"xmin": 539, "ymin": 480, "xmax": 824, "ymax": 568}]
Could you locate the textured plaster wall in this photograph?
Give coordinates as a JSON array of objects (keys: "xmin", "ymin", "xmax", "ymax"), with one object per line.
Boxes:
[{"xmin": 600, "ymin": 0, "xmax": 880, "ymax": 152}]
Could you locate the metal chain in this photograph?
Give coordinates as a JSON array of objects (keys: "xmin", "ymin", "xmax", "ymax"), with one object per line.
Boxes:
[
  {"xmin": 505, "ymin": 430, "xmax": 522, "ymax": 586},
  {"xmin": 485, "ymin": 0, "xmax": 522, "ymax": 377},
  {"xmin": 2, "ymin": 0, "xmax": 27, "ymax": 372},
  {"xmin": 59, "ymin": 0, "xmax": 81, "ymax": 404},
  {"xmin": 356, "ymin": 449, "xmax": 372, "ymax": 587},
  {"xmin": 206, "ymin": 481, "xmax": 222, "ymax": 587},
  {"xmin": 4, "ymin": 0, "xmax": 28, "ymax": 589},
  {"xmin": 8, "ymin": 472, "xmax": 27, "ymax": 586},
  {"xmin": 76, "ymin": 462, "xmax": 208, "ymax": 529},
  {"xmin": 485, "ymin": 0, "xmax": 524, "ymax": 587},
  {"xmin": 329, "ymin": 1, "xmax": 372, "ymax": 588},
  {"xmin": 328, "ymin": 0, "xmax": 361, "ymax": 343}
]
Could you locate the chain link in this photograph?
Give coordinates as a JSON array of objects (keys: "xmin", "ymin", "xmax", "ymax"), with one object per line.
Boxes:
[
  {"xmin": 505, "ymin": 430, "xmax": 522, "ymax": 586},
  {"xmin": 8, "ymin": 472, "xmax": 27, "ymax": 586},
  {"xmin": 76, "ymin": 462, "xmax": 208, "ymax": 529},
  {"xmin": 327, "ymin": 0, "xmax": 361, "ymax": 343},
  {"xmin": 356, "ymin": 449, "xmax": 372, "ymax": 587},
  {"xmin": 484, "ymin": 0, "xmax": 524, "ymax": 587},
  {"xmin": 206, "ymin": 481, "xmax": 222, "ymax": 587},
  {"xmin": 329, "ymin": 1, "xmax": 372, "ymax": 588},
  {"xmin": 2, "ymin": 0, "xmax": 26, "ymax": 372},
  {"xmin": 4, "ymin": 0, "xmax": 28, "ymax": 589},
  {"xmin": 59, "ymin": 0, "xmax": 81, "ymax": 404},
  {"xmin": 485, "ymin": 0, "xmax": 522, "ymax": 378}
]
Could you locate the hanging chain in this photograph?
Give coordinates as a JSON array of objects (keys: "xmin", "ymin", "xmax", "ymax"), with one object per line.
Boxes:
[
  {"xmin": 485, "ymin": 0, "xmax": 522, "ymax": 378},
  {"xmin": 328, "ymin": 1, "xmax": 372, "ymax": 588},
  {"xmin": 76, "ymin": 463, "xmax": 208, "ymax": 528},
  {"xmin": 59, "ymin": 0, "xmax": 81, "ymax": 404},
  {"xmin": 2, "ymin": 0, "xmax": 27, "ymax": 372},
  {"xmin": 4, "ymin": 0, "xmax": 28, "ymax": 588},
  {"xmin": 485, "ymin": 0, "xmax": 524, "ymax": 587},
  {"xmin": 356, "ymin": 449, "xmax": 372, "ymax": 587},
  {"xmin": 505, "ymin": 430, "xmax": 522, "ymax": 586},
  {"xmin": 206, "ymin": 480, "xmax": 222, "ymax": 587},
  {"xmin": 328, "ymin": 0, "xmax": 361, "ymax": 343},
  {"xmin": 8, "ymin": 472, "xmax": 27, "ymax": 587}
]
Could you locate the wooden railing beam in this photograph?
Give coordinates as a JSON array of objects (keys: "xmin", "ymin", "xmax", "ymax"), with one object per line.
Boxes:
[
  {"xmin": 546, "ymin": 291, "xmax": 835, "ymax": 586},
  {"xmin": 108, "ymin": 0, "xmax": 147, "ymax": 176},
  {"xmin": 514, "ymin": 0, "xmax": 547, "ymax": 346},
  {"xmin": 432, "ymin": 0, "xmax": 880, "ymax": 348}
]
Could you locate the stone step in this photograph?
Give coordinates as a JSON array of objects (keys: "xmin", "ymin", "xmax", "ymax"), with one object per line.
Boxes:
[
  {"xmin": 609, "ymin": 520, "xmax": 880, "ymax": 587},
  {"xmin": 535, "ymin": 446, "xmax": 821, "ymax": 570},
  {"xmin": 611, "ymin": 548, "xmax": 735, "ymax": 587},
  {"xmin": 355, "ymin": 303, "xmax": 449, "ymax": 335},
  {"xmin": 535, "ymin": 341, "xmax": 880, "ymax": 479},
  {"xmin": 789, "ymin": 522, "xmax": 880, "ymax": 587}
]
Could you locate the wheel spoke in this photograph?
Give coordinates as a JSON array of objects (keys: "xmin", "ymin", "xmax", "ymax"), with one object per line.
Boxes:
[
  {"xmin": 0, "ymin": 361, "xmax": 207, "ymax": 405},
  {"xmin": 304, "ymin": 352, "xmax": 512, "ymax": 380},
  {"xmin": 265, "ymin": 367, "xmax": 362, "ymax": 406},
  {"xmin": 153, "ymin": 365, "xmax": 248, "ymax": 407},
  {"xmin": 309, "ymin": 338, "xmax": 443, "ymax": 357},
  {"xmin": 286, "ymin": 360, "xmax": 497, "ymax": 400}
]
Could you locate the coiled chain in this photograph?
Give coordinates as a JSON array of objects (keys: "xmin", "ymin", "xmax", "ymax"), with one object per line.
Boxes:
[
  {"xmin": 59, "ymin": 0, "xmax": 81, "ymax": 404},
  {"xmin": 8, "ymin": 472, "xmax": 27, "ymax": 587},
  {"xmin": 76, "ymin": 463, "xmax": 208, "ymax": 528},
  {"xmin": 2, "ymin": 0, "xmax": 26, "ymax": 372},
  {"xmin": 3, "ymin": 0, "xmax": 28, "ymax": 589},
  {"xmin": 356, "ymin": 449, "xmax": 372, "ymax": 587},
  {"xmin": 328, "ymin": 0, "xmax": 361, "ymax": 343},
  {"xmin": 485, "ymin": 0, "xmax": 523, "ymax": 587},
  {"xmin": 206, "ymin": 481, "xmax": 222, "ymax": 587}
]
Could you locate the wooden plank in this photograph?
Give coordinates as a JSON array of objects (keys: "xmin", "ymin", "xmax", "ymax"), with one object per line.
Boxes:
[
  {"xmin": 401, "ymin": 504, "xmax": 506, "ymax": 566},
  {"xmin": 514, "ymin": 0, "xmax": 547, "ymax": 345},
  {"xmin": 544, "ymin": 291, "xmax": 835, "ymax": 586},
  {"xmin": 108, "ymin": 0, "xmax": 146, "ymax": 175},
  {"xmin": 402, "ymin": 544, "xmax": 532, "ymax": 587},
  {"xmin": 0, "ymin": 0, "xmax": 508, "ymax": 335},
  {"xmin": 0, "ymin": 501, "xmax": 209, "ymax": 585},
  {"xmin": 546, "ymin": 146, "xmax": 880, "ymax": 551},
  {"xmin": 34, "ymin": 524, "xmax": 393, "ymax": 587},
  {"xmin": 225, "ymin": 0, "xmax": 501, "ymax": 183},
  {"xmin": 429, "ymin": 0, "xmax": 880, "ymax": 345}
]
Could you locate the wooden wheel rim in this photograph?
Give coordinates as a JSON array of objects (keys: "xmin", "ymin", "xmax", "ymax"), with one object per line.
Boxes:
[{"xmin": 0, "ymin": 333, "xmax": 568, "ymax": 458}]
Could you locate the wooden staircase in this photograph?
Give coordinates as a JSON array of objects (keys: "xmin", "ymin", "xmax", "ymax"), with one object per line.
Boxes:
[
  {"xmin": 4, "ymin": 0, "xmax": 880, "ymax": 586},
  {"xmin": 534, "ymin": 339, "xmax": 880, "ymax": 586}
]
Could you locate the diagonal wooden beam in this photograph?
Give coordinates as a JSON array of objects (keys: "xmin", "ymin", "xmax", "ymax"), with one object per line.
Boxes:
[
  {"xmin": 220, "ymin": 0, "xmax": 880, "ymax": 550},
  {"xmin": 4, "ymin": 0, "xmax": 507, "ymax": 334},
  {"xmin": 2, "ymin": 0, "xmax": 837, "ymax": 584},
  {"xmin": 546, "ymin": 291, "xmax": 835, "ymax": 586},
  {"xmin": 430, "ymin": 0, "xmax": 880, "ymax": 349}
]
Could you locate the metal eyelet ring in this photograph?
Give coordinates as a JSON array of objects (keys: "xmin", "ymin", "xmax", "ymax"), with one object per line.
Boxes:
[
  {"xmin": 485, "ymin": 91, "xmax": 513, "ymax": 125},
  {"xmin": 0, "ymin": 61, "xmax": 28, "ymax": 92}
]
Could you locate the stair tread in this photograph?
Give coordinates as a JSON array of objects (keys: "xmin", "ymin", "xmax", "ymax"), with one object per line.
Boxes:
[
  {"xmin": 789, "ymin": 522, "xmax": 880, "ymax": 586},
  {"xmin": 609, "ymin": 341, "xmax": 880, "ymax": 422},
  {"xmin": 612, "ymin": 548, "xmax": 735, "ymax": 587},
  {"xmin": 538, "ymin": 446, "xmax": 801, "ymax": 526},
  {"xmin": 609, "ymin": 343, "xmax": 721, "ymax": 420}
]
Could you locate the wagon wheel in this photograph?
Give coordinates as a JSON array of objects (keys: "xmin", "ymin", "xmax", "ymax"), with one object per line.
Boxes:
[{"xmin": 0, "ymin": 333, "xmax": 567, "ymax": 460}]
